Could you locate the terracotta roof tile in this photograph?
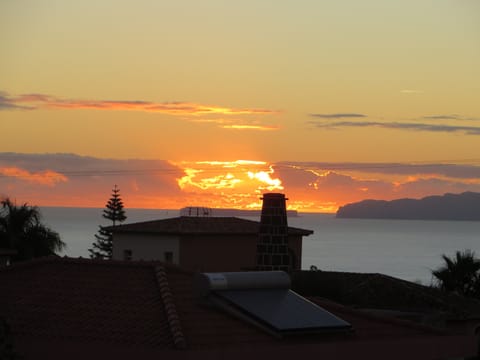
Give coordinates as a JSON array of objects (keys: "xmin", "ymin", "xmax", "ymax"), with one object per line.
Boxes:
[
  {"xmin": 154, "ymin": 266, "xmax": 186, "ymax": 349},
  {"xmin": 0, "ymin": 257, "xmax": 476, "ymax": 359},
  {"xmin": 0, "ymin": 257, "xmax": 174, "ymax": 349}
]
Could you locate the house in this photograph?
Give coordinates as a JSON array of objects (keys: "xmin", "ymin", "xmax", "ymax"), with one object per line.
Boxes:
[
  {"xmin": 110, "ymin": 193, "xmax": 314, "ymax": 272},
  {"xmin": 110, "ymin": 216, "xmax": 313, "ymax": 272},
  {"xmin": 0, "ymin": 256, "xmax": 476, "ymax": 360}
]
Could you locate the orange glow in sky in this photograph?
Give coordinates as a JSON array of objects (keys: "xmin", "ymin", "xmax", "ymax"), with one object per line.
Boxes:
[
  {"xmin": 0, "ymin": 167, "xmax": 68, "ymax": 187},
  {"xmin": 222, "ymin": 125, "xmax": 279, "ymax": 131},
  {"xmin": 247, "ymin": 169, "xmax": 283, "ymax": 191},
  {"xmin": 3, "ymin": 155, "xmax": 480, "ymax": 213},
  {"xmin": 175, "ymin": 161, "xmax": 283, "ymax": 200},
  {"xmin": 10, "ymin": 93, "xmax": 277, "ymax": 116}
]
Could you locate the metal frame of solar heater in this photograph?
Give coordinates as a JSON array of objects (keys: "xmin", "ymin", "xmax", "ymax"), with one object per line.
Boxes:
[{"xmin": 195, "ymin": 271, "xmax": 352, "ymax": 338}]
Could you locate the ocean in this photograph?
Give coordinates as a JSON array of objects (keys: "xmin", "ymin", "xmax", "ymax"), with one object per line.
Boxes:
[{"xmin": 41, "ymin": 207, "xmax": 480, "ymax": 285}]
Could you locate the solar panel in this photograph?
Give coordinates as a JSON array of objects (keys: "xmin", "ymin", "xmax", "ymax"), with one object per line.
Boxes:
[
  {"xmin": 212, "ymin": 288, "xmax": 351, "ymax": 335},
  {"xmin": 196, "ymin": 272, "xmax": 352, "ymax": 336}
]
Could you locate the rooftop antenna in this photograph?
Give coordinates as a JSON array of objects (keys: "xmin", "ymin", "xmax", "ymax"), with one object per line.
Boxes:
[{"xmin": 180, "ymin": 206, "xmax": 212, "ymax": 217}]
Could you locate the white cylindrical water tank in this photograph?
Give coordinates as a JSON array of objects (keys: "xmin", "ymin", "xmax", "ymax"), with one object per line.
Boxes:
[{"xmin": 194, "ymin": 271, "xmax": 291, "ymax": 297}]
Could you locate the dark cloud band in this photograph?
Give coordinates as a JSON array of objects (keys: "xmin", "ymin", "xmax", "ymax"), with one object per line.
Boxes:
[
  {"xmin": 309, "ymin": 120, "xmax": 480, "ymax": 135},
  {"xmin": 275, "ymin": 161, "xmax": 480, "ymax": 179}
]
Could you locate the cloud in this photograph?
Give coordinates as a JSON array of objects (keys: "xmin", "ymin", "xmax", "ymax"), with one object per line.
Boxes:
[
  {"xmin": 422, "ymin": 114, "xmax": 479, "ymax": 121},
  {"xmin": 0, "ymin": 153, "xmax": 185, "ymax": 208},
  {"xmin": 423, "ymin": 115, "xmax": 461, "ymax": 120},
  {"xmin": 176, "ymin": 160, "xmax": 283, "ymax": 193},
  {"xmin": 0, "ymin": 167, "xmax": 68, "ymax": 186},
  {"xmin": 395, "ymin": 177, "xmax": 477, "ymax": 198},
  {"xmin": 2, "ymin": 153, "xmax": 480, "ymax": 212},
  {"xmin": 0, "ymin": 92, "xmax": 34, "ymax": 110},
  {"xmin": 309, "ymin": 120, "xmax": 480, "ymax": 135},
  {"xmin": 247, "ymin": 169, "xmax": 283, "ymax": 191},
  {"xmin": 274, "ymin": 166, "xmax": 394, "ymax": 206},
  {"xmin": 2, "ymin": 91, "xmax": 278, "ymax": 116},
  {"xmin": 221, "ymin": 124, "xmax": 279, "ymax": 131},
  {"xmin": 309, "ymin": 113, "xmax": 366, "ymax": 119},
  {"xmin": 275, "ymin": 161, "xmax": 480, "ymax": 180},
  {"xmin": 273, "ymin": 162, "xmax": 480, "ymax": 211},
  {"xmin": 190, "ymin": 118, "xmax": 279, "ymax": 131}
]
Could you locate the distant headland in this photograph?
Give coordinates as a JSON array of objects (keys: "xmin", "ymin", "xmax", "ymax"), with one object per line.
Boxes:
[{"xmin": 336, "ymin": 192, "xmax": 480, "ymax": 221}]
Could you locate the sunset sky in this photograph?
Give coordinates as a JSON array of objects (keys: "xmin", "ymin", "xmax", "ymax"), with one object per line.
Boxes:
[{"xmin": 1, "ymin": 1, "xmax": 480, "ymax": 212}]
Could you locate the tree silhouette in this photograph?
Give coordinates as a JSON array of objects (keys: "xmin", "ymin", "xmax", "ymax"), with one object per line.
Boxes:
[
  {"xmin": 102, "ymin": 184, "xmax": 127, "ymax": 226},
  {"xmin": 89, "ymin": 185, "xmax": 127, "ymax": 259},
  {"xmin": 0, "ymin": 198, "xmax": 65, "ymax": 262},
  {"xmin": 432, "ymin": 249, "xmax": 480, "ymax": 297}
]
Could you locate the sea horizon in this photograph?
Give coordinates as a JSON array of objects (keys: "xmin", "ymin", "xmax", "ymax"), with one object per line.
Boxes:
[{"xmin": 39, "ymin": 206, "xmax": 480, "ymax": 286}]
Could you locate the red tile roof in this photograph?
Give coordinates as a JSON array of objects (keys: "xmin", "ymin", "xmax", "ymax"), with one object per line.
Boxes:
[
  {"xmin": 0, "ymin": 257, "xmax": 175, "ymax": 349},
  {"xmin": 108, "ymin": 216, "xmax": 313, "ymax": 236},
  {"xmin": 0, "ymin": 257, "xmax": 476, "ymax": 359}
]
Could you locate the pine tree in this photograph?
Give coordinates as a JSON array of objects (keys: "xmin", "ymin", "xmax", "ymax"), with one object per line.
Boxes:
[
  {"xmin": 89, "ymin": 185, "xmax": 127, "ymax": 259},
  {"xmin": 102, "ymin": 184, "xmax": 127, "ymax": 226}
]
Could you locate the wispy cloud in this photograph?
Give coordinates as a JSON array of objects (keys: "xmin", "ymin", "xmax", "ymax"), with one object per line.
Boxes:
[
  {"xmin": 1, "ymin": 92, "xmax": 277, "ymax": 116},
  {"xmin": 423, "ymin": 114, "xmax": 461, "ymax": 120},
  {"xmin": 309, "ymin": 120, "xmax": 480, "ymax": 135},
  {"xmin": 309, "ymin": 113, "xmax": 366, "ymax": 119},
  {"xmin": 221, "ymin": 124, "xmax": 279, "ymax": 131},
  {"xmin": 275, "ymin": 161, "xmax": 480, "ymax": 180},
  {"xmin": 189, "ymin": 118, "xmax": 279, "ymax": 131},
  {"xmin": 0, "ymin": 92, "xmax": 34, "ymax": 110},
  {"xmin": 0, "ymin": 166, "xmax": 68, "ymax": 186},
  {"xmin": 422, "ymin": 114, "xmax": 479, "ymax": 121}
]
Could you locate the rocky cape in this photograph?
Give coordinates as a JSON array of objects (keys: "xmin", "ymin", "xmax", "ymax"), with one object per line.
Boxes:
[{"xmin": 336, "ymin": 192, "xmax": 480, "ymax": 221}]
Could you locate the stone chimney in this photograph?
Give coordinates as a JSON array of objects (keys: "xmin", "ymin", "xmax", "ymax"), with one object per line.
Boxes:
[{"xmin": 256, "ymin": 193, "xmax": 291, "ymax": 272}]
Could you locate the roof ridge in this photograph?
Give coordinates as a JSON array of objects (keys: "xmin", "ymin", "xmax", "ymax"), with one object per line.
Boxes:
[
  {"xmin": 0, "ymin": 255, "xmax": 59, "ymax": 271},
  {"xmin": 108, "ymin": 216, "xmax": 313, "ymax": 236},
  {"xmin": 154, "ymin": 265, "xmax": 187, "ymax": 349},
  {"xmin": 5, "ymin": 255, "xmax": 160, "ymax": 268},
  {"xmin": 1, "ymin": 256, "xmax": 196, "ymax": 276}
]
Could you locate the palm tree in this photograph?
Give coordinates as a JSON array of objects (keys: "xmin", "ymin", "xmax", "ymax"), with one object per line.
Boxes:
[
  {"xmin": 0, "ymin": 198, "xmax": 65, "ymax": 262},
  {"xmin": 432, "ymin": 249, "xmax": 480, "ymax": 297}
]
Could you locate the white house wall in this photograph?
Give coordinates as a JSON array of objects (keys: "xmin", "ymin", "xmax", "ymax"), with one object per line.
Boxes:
[{"xmin": 112, "ymin": 233, "xmax": 180, "ymax": 263}]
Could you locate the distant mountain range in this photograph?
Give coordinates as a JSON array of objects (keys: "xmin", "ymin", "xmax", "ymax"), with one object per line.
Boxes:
[{"xmin": 336, "ymin": 192, "xmax": 480, "ymax": 221}]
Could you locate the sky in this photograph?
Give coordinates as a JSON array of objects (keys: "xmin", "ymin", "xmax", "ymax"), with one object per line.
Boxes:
[{"xmin": 1, "ymin": 0, "xmax": 479, "ymax": 212}]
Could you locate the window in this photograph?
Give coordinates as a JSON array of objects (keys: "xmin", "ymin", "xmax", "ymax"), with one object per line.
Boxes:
[
  {"xmin": 164, "ymin": 251, "xmax": 173, "ymax": 263},
  {"xmin": 123, "ymin": 249, "xmax": 132, "ymax": 261}
]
